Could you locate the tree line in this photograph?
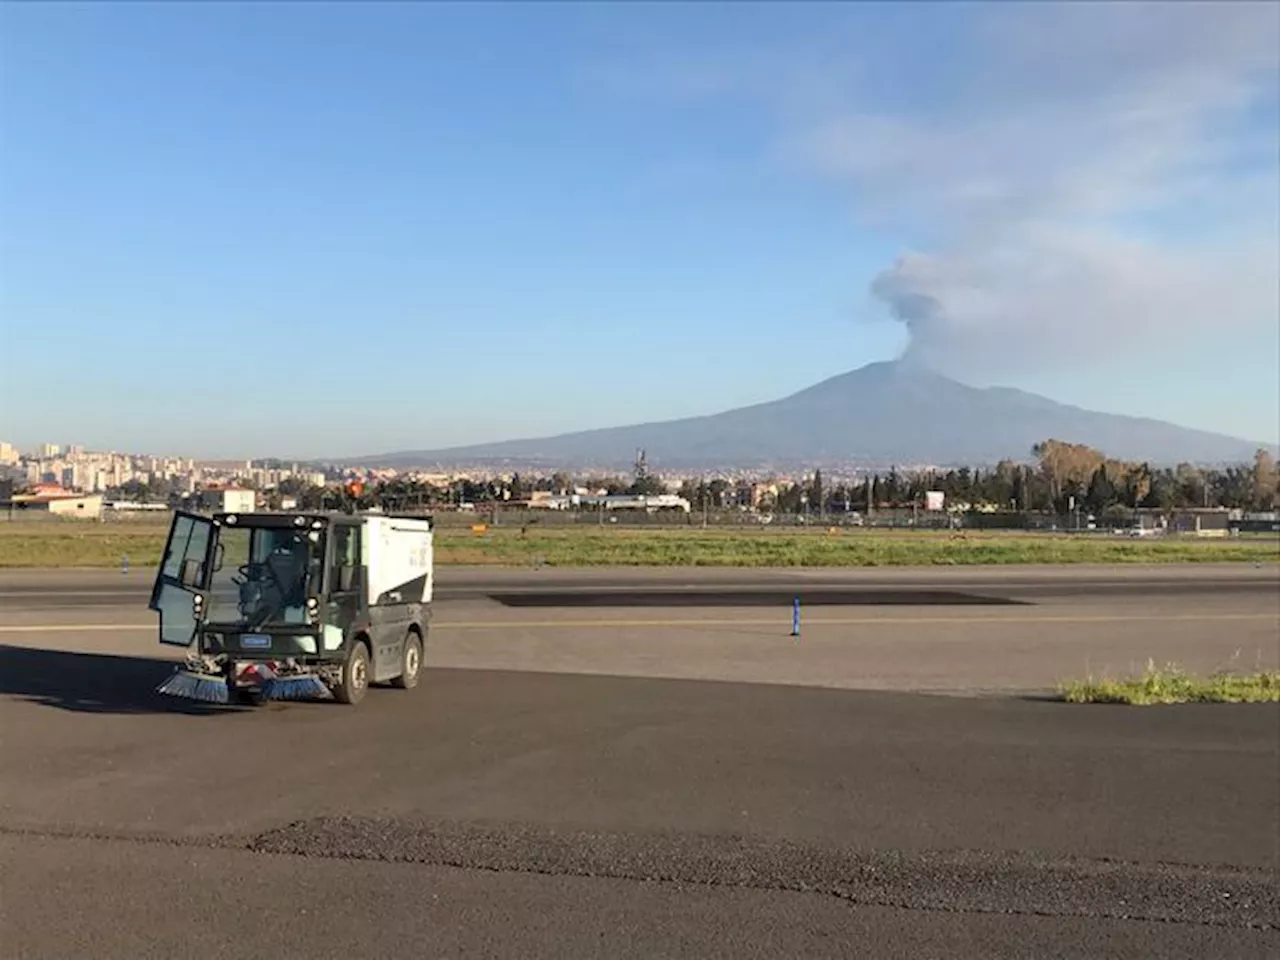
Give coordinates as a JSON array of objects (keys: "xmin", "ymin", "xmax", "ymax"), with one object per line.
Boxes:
[
  {"xmin": 105, "ymin": 439, "xmax": 1280, "ymax": 519},
  {"xmin": 289, "ymin": 441, "xmax": 1277, "ymax": 518}
]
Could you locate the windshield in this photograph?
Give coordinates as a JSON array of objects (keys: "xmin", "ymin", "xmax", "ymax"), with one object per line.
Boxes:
[{"xmin": 206, "ymin": 525, "xmax": 323, "ymax": 628}]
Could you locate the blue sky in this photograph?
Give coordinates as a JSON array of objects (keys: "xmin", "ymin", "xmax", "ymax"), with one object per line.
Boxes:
[{"xmin": 2, "ymin": 2, "xmax": 1276, "ymax": 459}]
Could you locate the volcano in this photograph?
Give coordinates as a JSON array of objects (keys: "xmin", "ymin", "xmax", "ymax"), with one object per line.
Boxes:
[{"xmin": 363, "ymin": 361, "xmax": 1272, "ymax": 469}]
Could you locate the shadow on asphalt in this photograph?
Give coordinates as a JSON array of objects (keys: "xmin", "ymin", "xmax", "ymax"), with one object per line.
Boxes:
[
  {"xmin": 0, "ymin": 645, "xmax": 243, "ymax": 715},
  {"xmin": 487, "ymin": 589, "xmax": 1029, "ymax": 608}
]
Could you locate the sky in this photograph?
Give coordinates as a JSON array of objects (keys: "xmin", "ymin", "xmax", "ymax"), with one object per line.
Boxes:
[{"xmin": 1, "ymin": 1, "xmax": 1277, "ymax": 459}]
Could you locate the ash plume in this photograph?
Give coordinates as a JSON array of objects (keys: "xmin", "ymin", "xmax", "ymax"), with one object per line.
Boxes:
[{"xmin": 841, "ymin": 3, "xmax": 1280, "ymax": 378}]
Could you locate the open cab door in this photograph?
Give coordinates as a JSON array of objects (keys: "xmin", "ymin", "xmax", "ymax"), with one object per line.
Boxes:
[{"xmin": 148, "ymin": 510, "xmax": 215, "ymax": 647}]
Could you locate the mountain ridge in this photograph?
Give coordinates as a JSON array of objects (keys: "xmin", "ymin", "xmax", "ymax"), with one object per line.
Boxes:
[{"xmin": 361, "ymin": 361, "xmax": 1274, "ymax": 469}]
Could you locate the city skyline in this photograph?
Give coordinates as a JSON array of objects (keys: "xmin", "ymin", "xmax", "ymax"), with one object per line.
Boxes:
[{"xmin": 2, "ymin": 3, "xmax": 1277, "ymax": 457}]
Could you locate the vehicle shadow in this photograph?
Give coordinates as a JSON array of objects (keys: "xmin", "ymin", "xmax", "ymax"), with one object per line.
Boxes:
[{"xmin": 0, "ymin": 644, "xmax": 245, "ymax": 715}]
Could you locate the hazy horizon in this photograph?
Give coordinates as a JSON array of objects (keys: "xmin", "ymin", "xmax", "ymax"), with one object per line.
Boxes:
[
  {"xmin": 8, "ymin": 358, "xmax": 1277, "ymax": 464},
  {"xmin": 2, "ymin": 3, "xmax": 1277, "ymax": 458}
]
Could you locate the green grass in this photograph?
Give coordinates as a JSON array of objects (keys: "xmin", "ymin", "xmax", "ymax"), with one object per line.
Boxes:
[
  {"xmin": 1, "ymin": 519, "xmax": 1278, "ymax": 568},
  {"xmin": 1060, "ymin": 661, "xmax": 1280, "ymax": 704}
]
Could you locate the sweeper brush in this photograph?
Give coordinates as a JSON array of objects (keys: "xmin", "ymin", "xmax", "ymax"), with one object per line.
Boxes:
[
  {"xmin": 260, "ymin": 674, "xmax": 332, "ymax": 701},
  {"xmin": 157, "ymin": 668, "xmax": 230, "ymax": 704}
]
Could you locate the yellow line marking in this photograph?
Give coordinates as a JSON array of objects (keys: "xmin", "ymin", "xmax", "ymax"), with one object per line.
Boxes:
[
  {"xmin": 0, "ymin": 624, "xmax": 155, "ymax": 633},
  {"xmin": 0, "ymin": 612, "xmax": 1276, "ymax": 634}
]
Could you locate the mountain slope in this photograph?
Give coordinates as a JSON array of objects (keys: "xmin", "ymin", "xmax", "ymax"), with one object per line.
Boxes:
[{"xmin": 365, "ymin": 361, "xmax": 1272, "ymax": 468}]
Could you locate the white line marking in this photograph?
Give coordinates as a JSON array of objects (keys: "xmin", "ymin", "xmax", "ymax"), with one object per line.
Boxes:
[{"xmin": 0, "ymin": 612, "xmax": 1276, "ymax": 634}]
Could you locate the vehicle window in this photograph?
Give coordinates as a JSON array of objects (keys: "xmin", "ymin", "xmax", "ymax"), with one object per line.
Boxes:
[
  {"xmin": 206, "ymin": 527, "xmax": 250, "ymax": 623},
  {"xmin": 330, "ymin": 524, "xmax": 360, "ymax": 591},
  {"xmin": 204, "ymin": 526, "xmax": 315, "ymax": 627},
  {"xmin": 160, "ymin": 516, "xmax": 193, "ymax": 580},
  {"xmin": 160, "ymin": 514, "xmax": 211, "ymax": 583}
]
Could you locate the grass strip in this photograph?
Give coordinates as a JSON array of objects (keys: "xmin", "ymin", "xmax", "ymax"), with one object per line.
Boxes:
[
  {"xmin": 0, "ymin": 522, "xmax": 1277, "ymax": 569},
  {"xmin": 1059, "ymin": 661, "xmax": 1280, "ymax": 704}
]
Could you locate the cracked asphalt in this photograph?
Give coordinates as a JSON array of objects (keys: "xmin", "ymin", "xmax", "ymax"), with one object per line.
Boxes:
[{"xmin": 1, "ymin": 566, "xmax": 1277, "ymax": 958}]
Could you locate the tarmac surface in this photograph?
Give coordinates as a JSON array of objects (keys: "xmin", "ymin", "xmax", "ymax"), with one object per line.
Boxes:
[{"xmin": 1, "ymin": 564, "xmax": 1278, "ymax": 958}]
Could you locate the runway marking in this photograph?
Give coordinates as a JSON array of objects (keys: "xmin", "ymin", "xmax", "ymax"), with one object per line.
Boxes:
[{"xmin": 1, "ymin": 612, "xmax": 1276, "ymax": 634}]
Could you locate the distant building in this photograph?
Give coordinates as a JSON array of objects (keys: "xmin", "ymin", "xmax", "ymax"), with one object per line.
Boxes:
[
  {"xmin": 1168, "ymin": 509, "xmax": 1231, "ymax": 538},
  {"xmin": 61, "ymin": 464, "xmax": 92, "ymax": 491},
  {"xmin": 527, "ymin": 492, "xmax": 575, "ymax": 510},
  {"xmin": 200, "ymin": 488, "xmax": 257, "ymax": 514},
  {"xmin": 0, "ymin": 442, "xmax": 17, "ymax": 465},
  {"xmin": 104, "ymin": 500, "xmax": 169, "ymax": 513},
  {"xmin": 589, "ymin": 494, "xmax": 692, "ymax": 513},
  {"xmin": 1232, "ymin": 511, "xmax": 1280, "ymax": 535},
  {"xmin": 2, "ymin": 490, "xmax": 104, "ymax": 520}
]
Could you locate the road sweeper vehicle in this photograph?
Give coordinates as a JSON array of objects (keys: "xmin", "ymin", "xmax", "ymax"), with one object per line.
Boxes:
[{"xmin": 148, "ymin": 509, "xmax": 433, "ymax": 706}]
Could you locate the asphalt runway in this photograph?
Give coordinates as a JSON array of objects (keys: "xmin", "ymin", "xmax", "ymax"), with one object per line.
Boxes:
[
  {"xmin": 1, "ymin": 564, "xmax": 1277, "ymax": 958},
  {"xmin": 2, "ymin": 564, "xmax": 1276, "ymax": 692}
]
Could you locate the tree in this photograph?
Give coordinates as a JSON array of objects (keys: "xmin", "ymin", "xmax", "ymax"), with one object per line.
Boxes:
[
  {"xmin": 1175, "ymin": 463, "xmax": 1207, "ymax": 508},
  {"xmin": 1125, "ymin": 463, "xmax": 1153, "ymax": 509},
  {"xmin": 708, "ymin": 478, "xmax": 731, "ymax": 509},
  {"xmin": 1011, "ymin": 466, "xmax": 1029, "ymax": 511},
  {"xmin": 776, "ymin": 482, "xmax": 803, "ymax": 514},
  {"xmin": 1085, "ymin": 465, "xmax": 1118, "ymax": 514},
  {"xmin": 1252, "ymin": 449, "xmax": 1278, "ymax": 510},
  {"xmin": 1143, "ymin": 470, "xmax": 1180, "ymax": 513},
  {"xmin": 810, "ymin": 469, "xmax": 824, "ymax": 516},
  {"xmin": 629, "ymin": 474, "xmax": 666, "ymax": 496},
  {"xmin": 1033, "ymin": 439, "xmax": 1105, "ymax": 505},
  {"xmin": 1219, "ymin": 466, "xmax": 1254, "ymax": 508},
  {"xmin": 883, "ymin": 469, "xmax": 903, "ymax": 507},
  {"xmin": 985, "ymin": 461, "xmax": 1018, "ymax": 508}
]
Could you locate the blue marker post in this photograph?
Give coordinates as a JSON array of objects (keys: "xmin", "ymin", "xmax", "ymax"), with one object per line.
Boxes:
[{"xmin": 791, "ymin": 596, "xmax": 801, "ymax": 638}]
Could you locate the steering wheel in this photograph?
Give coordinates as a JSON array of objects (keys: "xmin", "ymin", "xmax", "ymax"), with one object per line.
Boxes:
[{"xmin": 232, "ymin": 562, "xmax": 273, "ymax": 587}]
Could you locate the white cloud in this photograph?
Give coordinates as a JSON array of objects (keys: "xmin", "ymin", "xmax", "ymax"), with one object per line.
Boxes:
[
  {"xmin": 601, "ymin": 3, "xmax": 1280, "ymax": 381},
  {"xmin": 796, "ymin": 3, "xmax": 1280, "ymax": 374}
]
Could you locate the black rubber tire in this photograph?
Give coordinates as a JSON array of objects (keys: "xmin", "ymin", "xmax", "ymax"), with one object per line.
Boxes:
[
  {"xmin": 391, "ymin": 629, "xmax": 423, "ymax": 690},
  {"xmin": 332, "ymin": 640, "xmax": 370, "ymax": 705}
]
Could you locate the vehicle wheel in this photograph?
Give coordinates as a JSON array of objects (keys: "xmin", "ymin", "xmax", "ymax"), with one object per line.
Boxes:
[
  {"xmin": 332, "ymin": 639, "xmax": 370, "ymax": 705},
  {"xmin": 391, "ymin": 629, "xmax": 423, "ymax": 689}
]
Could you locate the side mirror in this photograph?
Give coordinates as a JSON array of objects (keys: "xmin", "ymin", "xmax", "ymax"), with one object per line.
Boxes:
[
  {"xmin": 212, "ymin": 543, "xmax": 225, "ymax": 573},
  {"xmin": 338, "ymin": 566, "xmax": 356, "ymax": 592},
  {"xmin": 180, "ymin": 558, "xmax": 202, "ymax": 588}
]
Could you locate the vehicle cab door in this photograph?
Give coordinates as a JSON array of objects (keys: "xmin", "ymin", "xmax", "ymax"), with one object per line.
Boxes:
[
  {"xmin": 319, "ymin": 521, "xmax": 363, "ymax": 651},
  {"xmin": 148, "ymin": 510, "xmax": 216, "ymax": 647}
]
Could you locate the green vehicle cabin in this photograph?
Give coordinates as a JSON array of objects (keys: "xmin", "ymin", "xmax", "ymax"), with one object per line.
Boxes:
[{"xmin": 148, "ymin": 509, "xmax": 433, "ymax": 705}]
